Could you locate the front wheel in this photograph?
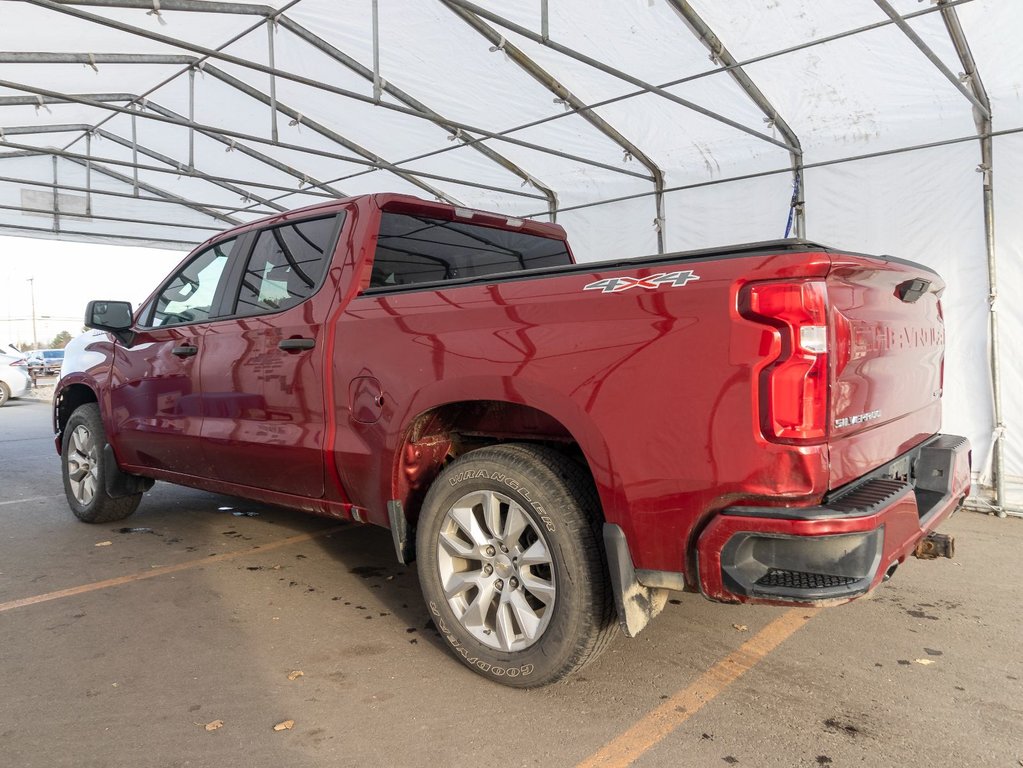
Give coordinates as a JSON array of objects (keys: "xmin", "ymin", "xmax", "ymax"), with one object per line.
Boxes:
[
  {"xmin": 62, "ymin": 403, "xmax": 142, "ymax": 523},
  {"xmin": 416, "ymin": 443, "xmax": 617, "ymax": 687}
]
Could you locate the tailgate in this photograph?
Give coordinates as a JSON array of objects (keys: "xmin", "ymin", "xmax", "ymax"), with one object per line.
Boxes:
[{"xmin": 827, "ymin": 254, "xmax": 945, "ymax": 488}]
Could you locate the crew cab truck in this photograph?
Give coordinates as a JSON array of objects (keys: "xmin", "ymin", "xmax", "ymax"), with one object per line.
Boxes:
[{"xmin": 55, "ymin": 193, "xmax": 971, "ymax": 687}]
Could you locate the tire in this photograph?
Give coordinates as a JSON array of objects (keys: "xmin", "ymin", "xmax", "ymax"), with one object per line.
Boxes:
[
  {"xmin": 0, "ymin": 382, "xmax": 9, "ymax": 408},
  {"xmin": 416, "ymin": 443, "xmax": 618, "ymax": 687},
  {"xmin": 62, "ymin": 403, "xmax": 142, "ymax": 523}
]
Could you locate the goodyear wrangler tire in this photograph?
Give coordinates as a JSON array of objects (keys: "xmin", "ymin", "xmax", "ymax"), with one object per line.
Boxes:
[
  {"xmin": 62, "ymin": 403, "xmax": 142, "ymax": 524},
  {"xmin": 416, "ymin": 443, "xmax": 617, "ymax": 687}
]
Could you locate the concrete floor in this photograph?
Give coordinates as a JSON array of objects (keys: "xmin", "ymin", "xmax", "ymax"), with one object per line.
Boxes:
[{"xmin": 1, "ymin": 396, "xmax": 1020, "ymax": 768}]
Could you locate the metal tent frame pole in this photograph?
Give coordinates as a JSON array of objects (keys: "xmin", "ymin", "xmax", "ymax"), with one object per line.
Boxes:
[
  {"xmin": 0, "ymin": 128, "xmax": 336, "ymax": 201},
  {"xmin": 198, "ymin": 64, "xmax": 464, "ymax": 207},
  {"xmin": 277, "ymin": 16, "xmax": 560, "ymax": 222},
  {"xmin": 441, "ymin": 0, "xmax": 796, "ymax": 153},
  {"xmin": 27, "ymin": 0, "xmax": 650, "ymax": 185},
  {"xmin": 509, "ymin": 126, "xmax": 1023, "ymax": 218},
  {"xmin": 0, "ymin": 83, "xmax": 551, "ymax": 201},
  {"xmin": 0, "ymin": 169, "xmax": 276, "ymax": 216},
  {"xmin": 442, "ymin": 1, "xmax": 667, "ymax": 253},
  {"xmin": 665, "ymin": 0, "xmax": 805, "ymax": 238},
  {"xmin": 0, "ymin": 83, "xmax": 348, "ymax": 198},
  {"xmin": 34, "ymin": 0, "xmax": 977, "ymax": 201},
  {"xmin": 939, "ymin": 3, "xmax": 1015, "ymax": 518}
]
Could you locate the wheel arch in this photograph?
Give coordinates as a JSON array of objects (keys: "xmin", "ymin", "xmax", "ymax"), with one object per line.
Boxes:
[
  {"xmin": 53, "ymin": 380, "xmax": 99, "ymax": 454},
  {"xmin": 390, "ymin": 394, "xmax": 616, "ymax": 535}
]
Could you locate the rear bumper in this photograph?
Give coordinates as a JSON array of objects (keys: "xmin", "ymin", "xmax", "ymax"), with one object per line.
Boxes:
[{"xmin": 696, "ymin": 434, "xmax": 971, "ymax": 605}]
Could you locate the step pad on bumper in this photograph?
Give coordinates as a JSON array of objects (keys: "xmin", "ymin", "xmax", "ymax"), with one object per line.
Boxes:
[{"xmin": 755, "ymin": 569, "xmax": 860, "ymax": 591}]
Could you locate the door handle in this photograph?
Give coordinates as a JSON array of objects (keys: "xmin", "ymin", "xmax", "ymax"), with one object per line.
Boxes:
[
  {"xmin": 278, "ymin": 337, "xmax": 316, "ymax": 351},
  {"xmin": 171, "ymin": 345, "xmax": 198, "ymax": 357}
]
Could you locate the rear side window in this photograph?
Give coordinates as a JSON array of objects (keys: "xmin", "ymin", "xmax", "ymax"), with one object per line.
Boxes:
[
  {"xmin": 233, "ymin": 215, "xmax": 341, "ymax": 317},
  {"xmin": 369, "ymin": 213, "xmax": 571, "ymax": 289}
]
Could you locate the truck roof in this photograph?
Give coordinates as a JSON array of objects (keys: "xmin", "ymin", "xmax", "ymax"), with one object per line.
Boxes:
[{"xmin": 192, "ymin": 193, "xmax": 569, "ymax": 253}]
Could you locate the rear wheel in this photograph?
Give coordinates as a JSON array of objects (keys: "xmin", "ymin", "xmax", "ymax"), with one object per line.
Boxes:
[
  {"xmin": 416, "ymin": 443, "xmax": 617, "ymax": 687},
  {"xmin": 62, "ymin": 403, "xmax": 142, "ymax": 523},
  {"xmin": 0, "ymin": 382, "xmax": 10, "ymax": 408}
]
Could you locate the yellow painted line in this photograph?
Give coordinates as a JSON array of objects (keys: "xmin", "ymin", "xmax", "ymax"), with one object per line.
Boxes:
[
  {"xmin": 577, "ymin": 607, "xmax": 819, "ymax": 768},
  {"xmin": 0, "ymin": 526, "xmax": 346, "ymax": 614},
  {"xmin": 0, "ymin": 494, "xmax": 64, "ymax": 506}
]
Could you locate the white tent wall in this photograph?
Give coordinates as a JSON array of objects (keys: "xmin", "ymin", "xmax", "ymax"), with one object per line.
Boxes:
[
  {"xmin": 1, "ymin": 0, "xmax": 1021, "ymax": 508},
  {"xmin": 803, "ymin": 142, "xmax": 995, "ymax": 480},
  {"xmin": 993, "ymin": 132, "xmax": 1023, "ymax": 506}
]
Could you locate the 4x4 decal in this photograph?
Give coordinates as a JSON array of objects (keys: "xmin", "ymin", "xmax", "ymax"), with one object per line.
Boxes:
[{"xmin": 583, "ymin": 270, "xmax": 700, "ymax": 294}]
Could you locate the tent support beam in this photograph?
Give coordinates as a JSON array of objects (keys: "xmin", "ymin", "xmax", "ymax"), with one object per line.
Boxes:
[
  {"xmin": 0, "ymin": 220, "xmax": 201, "ymax": 248},
  {"xmin": 267, "ymin": 18, "xmax": 279, "ymax": 143},
  {"xmin": 0, "ymin": 82, "xmax": 550, "ymax": 201},
  {"xmin": 443, "ymin": 1, "xmax": 666, "ymax": 252},
  {"xmin": 515, "ymin": 126, "xmax": 1023, "ymax": 219},
  {"xmin": 0, "ymin": 132, "xmax": 327, "ymax": 202},
  {"xmin": 84, "ymin": 130, "xmax": 92, "ymax": 215},
  {"xmin": 91, "ymin": 129, "xmax": 287, "ymax": 211},
  {"xmin": 51, "ymin": 156, "xmax": 60, "ymax": 233},
  {"xmin": 188, "ymin": 67, "xmax": 195, "ymax": 169},
  {"xmin": 51, "ymin": 0, "xmax": 275, "ymax": 13},
  {"xmin": 140, "ymin": 95, "xmax": 348, "ymax": 198},
  {"xmin": 65, "ymin": 157, "xmax": 242, "ymax": 224},
  {"xmin": 665, "ymin": 0, "xmax": 805, "ymax": 238},
  {"xmin": 278, "ymin": 17, "xmax": 561, "ymax": 221},
  {"xmin": 874, "ymin": 0, "xmax": 990, "ymax": 119},
  {"xmin": 130, "ymin": 106, "xmax": 139, "ymax": 196},
  {"xmin": 0, "ymin": 200, "xmax": 223, "ymax": 232},
  {"xmin": 0, "ymin": 71, "xmax": 349, "ymax": 197},
  {"xmin": 371, "ymin": 0, "xmax": 381, "ymax": 102},
  {"xmin": 328, "ymin": 0, "xmax": 976, "ymax": 186},
  {"xmin": 939, "ymin": 4, "xmax": 1010, "ymax": 517},
  {"xmin": 199, "ymin": 65, "xmax": 462, "ymax": 206},
  {"xmin": 441, "ymin": 0, "xmax": 795, "ymax": 153},
  {"xmin": 0, "ymin": 169, "xmax": 276, "ymax": 216},
  {"xmin": 40, "ymin": 0, "xmax": 975, "ymax": 187},
  {"xmin": 27, "ymin": 0, "xmax": 651, "ymax": 182}
]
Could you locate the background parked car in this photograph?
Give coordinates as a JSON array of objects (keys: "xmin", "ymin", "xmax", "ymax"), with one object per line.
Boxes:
[
  {"xmin": 0, "ymin": 353, "xmax": 30, "ymax": 406},
  {"xmin": 26, "ymin": 349, "xmax": 65, "ymax": 376}
]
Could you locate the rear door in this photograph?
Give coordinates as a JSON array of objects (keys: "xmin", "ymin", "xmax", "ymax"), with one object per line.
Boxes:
[
  {"xmin": 826, "ymin": 253, "xmax": 946, "ymax": 487},
  {"xmin": 199, "ymin": 213, "xmax": 345, "ymax": 497},
  {"xmin": 109, "ymin": 237, "xmax": 239, "ymax": 476}
]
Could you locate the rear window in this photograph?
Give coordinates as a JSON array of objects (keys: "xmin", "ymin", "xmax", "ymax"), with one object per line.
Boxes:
[{"xmin": 369, "ymin": 213, "xmax": 571, "ymax": 289}]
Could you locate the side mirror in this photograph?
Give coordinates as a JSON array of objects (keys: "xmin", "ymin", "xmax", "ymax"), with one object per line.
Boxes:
[{"xmin": 85, "ymin": 300, "xmax": 134, "ymax": 332}]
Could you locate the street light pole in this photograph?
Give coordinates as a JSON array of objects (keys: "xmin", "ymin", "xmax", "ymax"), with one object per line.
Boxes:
[{"xmin": 27, "ymin": 277, "xmax": 38, "ymax": 350}]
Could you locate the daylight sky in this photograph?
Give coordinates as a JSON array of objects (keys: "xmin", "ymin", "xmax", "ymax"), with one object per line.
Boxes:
[{"xmin": 1, "ymin": 234, "xmax": 183, "ymax": 349}]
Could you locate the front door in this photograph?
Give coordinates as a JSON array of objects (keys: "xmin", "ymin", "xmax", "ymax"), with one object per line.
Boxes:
[{"xmin": 109, "ymin": 237, "xmax": 238, "ymax": 476}]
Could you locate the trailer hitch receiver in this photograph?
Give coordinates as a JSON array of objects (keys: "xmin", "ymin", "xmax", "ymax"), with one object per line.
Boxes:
[{"xmin": 913, "ymin": 532, "xmax": 955, "ymax": 560}]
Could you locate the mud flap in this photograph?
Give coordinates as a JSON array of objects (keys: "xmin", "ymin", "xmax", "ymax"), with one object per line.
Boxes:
[
  {"xmin": 103, "ymin": 444, "xmax": 154, "ymax": 498},
  {"xmin": 388, "ymin": 499, "xmax": 415, "ymax": 565},
  {"xmin": 603, "ymin": 523, "xmax": 668, "ymax": 638}
]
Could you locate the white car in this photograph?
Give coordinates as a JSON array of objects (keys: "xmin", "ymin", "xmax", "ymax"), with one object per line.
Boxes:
[{"xmin": 0, "ymin": 352, "xmax": 31, "ymax": 407}]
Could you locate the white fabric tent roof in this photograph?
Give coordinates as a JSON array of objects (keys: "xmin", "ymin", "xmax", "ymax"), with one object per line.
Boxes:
[{"xmin": 1, "ymin": 0, "xmax": 1021, "ymax": 513}]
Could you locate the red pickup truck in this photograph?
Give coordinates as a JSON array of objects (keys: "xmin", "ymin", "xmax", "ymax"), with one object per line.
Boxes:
[{"xmin": 55, "ymin": 193, "xmax": 971, "ymax": 686}]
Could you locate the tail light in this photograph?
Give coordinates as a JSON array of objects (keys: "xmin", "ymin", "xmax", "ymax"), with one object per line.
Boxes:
[
  {"xmin": 11, "ymin": 359, "xmax": 27, "ymax": 367},
  {"xmin": 739, "ymin": 280, "xmax": 829, "ymax": 443}
]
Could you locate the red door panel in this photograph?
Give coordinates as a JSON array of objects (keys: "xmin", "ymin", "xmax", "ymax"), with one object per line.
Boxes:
[{"xmin": 108, "ymin": 326, "xmax": 207, "ymax": 475}]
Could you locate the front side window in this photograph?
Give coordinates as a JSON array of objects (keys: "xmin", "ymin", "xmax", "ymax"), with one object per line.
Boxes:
[
  {"xmin": 369, "ymin": 213, "xmax": 572, "ymax": 289},
  {"xmin": 234, "ymin": 215, "xmax": 341, "ymax": 317},
  {"xmin": 148, "ymin": 238, "xmax": 235, "ymax": 327}
]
